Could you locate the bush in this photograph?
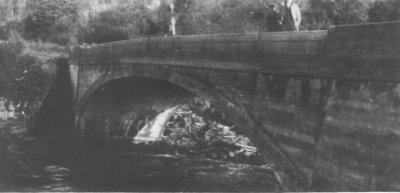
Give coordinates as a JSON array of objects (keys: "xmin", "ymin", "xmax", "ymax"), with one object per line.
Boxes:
[
  {"xmin": 23, "ymin": 0, "xmax": 78, "ymax": 44},
  {"xmin": 302, "ymin": 8, "xmax": 331, "ymax": 30},
  {"xmin": 0, "ymin": 32, "xmax": 26, "ymax": 75},
  {"xmin": 0, "ymin": 32, "xmax": 52, "ymax": 129},
  {"xmin": 368, "ymin": 0, "xmax": 400, "ymax": 22},
  {"xmin": 78, "ymin": 7, "xmax": 130, "ymax": 44},
  {"xmin": 77, "ymin": 5, "xmax": 165, "ymax": 44},
  {"xmin": 0, "ymin": 21, "xmax": 25, "ymax": 40},
  {"xmin": 329, "ymin": 0, "xmax": 369, "ymax": 25},
  {"xmin": 302, "ymin": 0, "xmax": 369, "ymax": 29},
  {"xmin": 79, "ymin": 24, "xmax": 129, "ymax": 44}
]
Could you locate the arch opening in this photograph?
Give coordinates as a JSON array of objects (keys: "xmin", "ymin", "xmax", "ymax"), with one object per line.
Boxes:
[
  {"xmin": 75, "ymin": 68, "xmax": 318, "ymax": 189},
  {"xmin": 78, "ymin": 76, "xmax": 194, "ymax": 140},
  {"xmin": 78, "ymin": 76, "xmax": 268, "ymax": 164}
]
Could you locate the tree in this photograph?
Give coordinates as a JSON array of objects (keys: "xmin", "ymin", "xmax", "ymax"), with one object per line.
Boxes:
[
  {"xmin": 77, "ymin": 7, "xmax": 130, "ymax": 44},
  {"xmin": 368, "ymin": 0, "xmax": 400, "ymax": 22},
  {"xmin": 160, "ymin": 0, "xmax": 193, "ymax": 35},
  {"xmin": 0, "ymin": 32, "xmax": 52, "ymax": 129},
  {"xmin": 301, "ymin": 0, "xmax": 371, "ymax": 30},
  {"xmin": 301, "ymin": 0, "xmax": 332, "ymax": 30},
  {"xmin": 330, "ymin": 0, "xmax": 370, "ymax": 25},
  {"xmin": 23, "ymin": 0, "xmax": 78, "ymax": 44},
  {"xmin": 77, "ymin": 1, "xmax": 167, "ymax": 44},
  {"xmin": 174, "ymin": 0, "xmax": 278, "ymax": 35},
  {"xmin": 0, "ymin": 0, "xmax": 28, "ymax": 24}
]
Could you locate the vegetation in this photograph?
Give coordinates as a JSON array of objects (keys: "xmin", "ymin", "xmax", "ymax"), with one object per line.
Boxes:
[
  {"xmin": 302, "ymin": 0, "xmax": 374, "ymax": 30},
  {"xmin": 368, "ymin": 0, "xmax": 400, "ymax": 22},
  {"xmin": 1, "ymin": 0, "xmax": 399, "ymax": 44},
  {"xmin": 0, "ymin": 32, "xmax": 65, "ymax": 130}
]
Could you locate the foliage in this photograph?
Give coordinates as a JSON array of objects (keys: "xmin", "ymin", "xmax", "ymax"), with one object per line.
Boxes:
[
  {"xmin": 77, "ymin": 8, "xmax": 131, "ymax": 44},
  {"xmin": 174, "ymin": 0, "xmax": 275, "ymax": 35},
  {"xmin": 0, "ymin": 0, "xmax": 28, "ymax": 24},
  {"xmin": 329, "ymin": 0, "xmax": 370, "ymax": 25},
  {"xmin": 0, "ymin": 33, "xmax": 53, "ymax": 129},
  {"xmin": 158, "ymin": 0, "xmax": 194, "ymax": 35},
  {"xmin": 0, "ymin": 32, "xmax": 25, "ymax": 78},
  {"xmin": 23, "ymin": 0, "xmax": 78, "ymax": 44},
  {"xmin": 368, "ymin": 0, "xmax": 400, "ymax": 22},
  {"xmin": 302, "ymin": 0, "xmax": 371, "ymax": 30},
  {"xmin": 0, "ymin": 21, "xmax": 25, "ymax": 40},
  {"xmin": 301, "ymin": 0, "xmax": 332, "ymax": 30},
  {"xmin": 7, "ymin": 57, "xmax": 51, "ymax": 112},
  {"xmin": 2, "ymin": 0, "xmax": 398, "ymax": 44},
  {"xmin": 77, "ymin": 2, "xmax": 167, "ymax": 44}
]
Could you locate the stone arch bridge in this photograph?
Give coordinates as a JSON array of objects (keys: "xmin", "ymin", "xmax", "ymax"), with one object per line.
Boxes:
[{"xmin": 36, "ymin": 22, "xmax": 400, "ymax": 191}]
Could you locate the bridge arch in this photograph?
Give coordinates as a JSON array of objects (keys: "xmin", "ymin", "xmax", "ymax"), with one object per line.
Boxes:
[
  {"xmin": 79, "ymin": 68, "xmax": 229, "ymax": 109},
  {"xmin": 76, "ymin": 65, "xmax": 309, "ymax": 187},
  {"xmin": 77, "ymin": 66, "xmax": 251, "ymax": 136}
]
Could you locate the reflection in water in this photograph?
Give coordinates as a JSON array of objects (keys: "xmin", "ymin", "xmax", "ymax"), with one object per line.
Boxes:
[
  {"xmin": 1, "ymin": 151, "xmax": 280, "ymax": 192},
  {"xmin": 0, "ymin": 164, "xmax": 75, "ymax": 192}
]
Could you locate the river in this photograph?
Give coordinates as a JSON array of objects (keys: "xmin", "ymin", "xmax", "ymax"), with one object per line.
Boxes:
[{"xmin": 0, "ymin": 119, "xmax": 282, "ymax": 192}]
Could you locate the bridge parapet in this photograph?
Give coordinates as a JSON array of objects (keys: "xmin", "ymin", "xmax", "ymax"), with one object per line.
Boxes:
[
  {"xmin": 71, "ymin": 21, "xmax": 400, "ymax": 82},
  {"xmin": 71, "ymin": 30, "xmax": 326, "ymax": 75},
  {"xmin": 323, "ymin": 21, "xmax": 400, "ymax": 82}
]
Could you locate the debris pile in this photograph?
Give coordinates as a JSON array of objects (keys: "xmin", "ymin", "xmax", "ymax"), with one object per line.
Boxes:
[{"xmin": 161, "ymin": 102, "xmax": 261, "ymax": 164}]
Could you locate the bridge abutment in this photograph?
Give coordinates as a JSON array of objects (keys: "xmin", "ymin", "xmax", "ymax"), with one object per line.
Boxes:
[{"xmin": 252, "ymin": 74, "xmax": 400, "ymax": 190}]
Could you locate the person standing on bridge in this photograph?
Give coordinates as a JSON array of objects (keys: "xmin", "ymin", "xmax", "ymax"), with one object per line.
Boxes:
[
  {"xmin": 281, "ymin": 0, "xmax": 301, "ymax": 32},
  {"xmin": 266, "ymin": 4, "xmax": 282, "ymax": 32},
  {"xmin": 270, "ymin": 0, "xmax": 307, "ymax": 103},
  {"xmin": 281, "ymin": 0, "xmax": 311, "ymax": 107}
]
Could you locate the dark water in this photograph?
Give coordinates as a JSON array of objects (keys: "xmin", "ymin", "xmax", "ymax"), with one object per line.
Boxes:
[{"xmin": 0, "ymin": 136, "xmax": 281, "ymax": 192}]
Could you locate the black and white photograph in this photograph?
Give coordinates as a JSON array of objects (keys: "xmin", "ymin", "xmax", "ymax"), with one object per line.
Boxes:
[{"xmin": 0, "ymin": 0, "xmax": 399, "ymax": 191}]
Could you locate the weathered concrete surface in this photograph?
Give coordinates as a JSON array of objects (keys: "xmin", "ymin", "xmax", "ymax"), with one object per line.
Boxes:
[
  {"xmin": 56, "ymin": 21, "xmax": 400, "ymax": 191},
  {"xmin": 323, "ymin": 21, "xmax": 400, "ymax": 82}
]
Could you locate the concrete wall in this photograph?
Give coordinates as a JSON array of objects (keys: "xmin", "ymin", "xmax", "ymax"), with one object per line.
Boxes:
[
  {"xmin": 66, "ymin": 21, "xmax": 400, "ymax": 191},
  {"xmin": 253, "ymin": 76, "xmax": 400, "ymax": 191},
  {"xmin": 323, "ymin": 21, "xmax": 400, "ymax": 82}
]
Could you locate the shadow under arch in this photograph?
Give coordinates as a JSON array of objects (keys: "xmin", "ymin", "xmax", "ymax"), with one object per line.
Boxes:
[{"xmin": 76, "ymin": 66, "xmax": 310, "ymax": 189}]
